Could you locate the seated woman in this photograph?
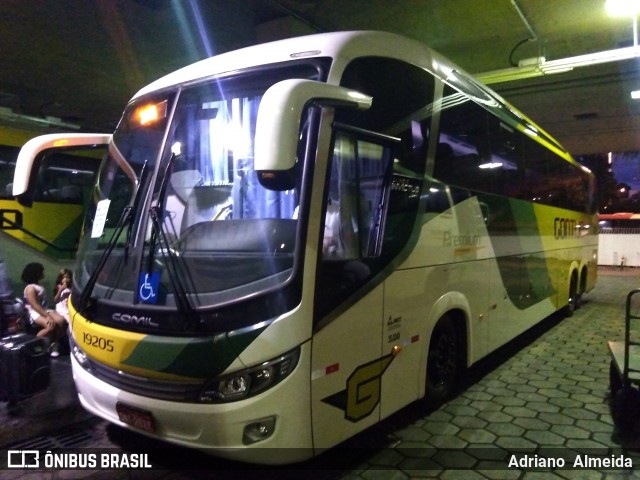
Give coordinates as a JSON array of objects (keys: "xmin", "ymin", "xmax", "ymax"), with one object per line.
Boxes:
[
  {"xmin": 53, "ymin": 268, "xmax": 72, "ymax": 323},
  {"xmin": 21, "ymin": 262, "xmax": 67, "ymax": 357}
]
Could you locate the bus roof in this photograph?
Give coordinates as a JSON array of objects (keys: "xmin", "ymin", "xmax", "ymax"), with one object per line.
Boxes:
[
  {"xmin": 132, "ymin": 31, "xmax": 447, "ymax": 100},
  {"xmin": 131, "ymin": 30, "xmax": 574, "ymax": 163}
]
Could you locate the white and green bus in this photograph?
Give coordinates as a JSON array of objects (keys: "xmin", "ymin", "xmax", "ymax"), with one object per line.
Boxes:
[{"xmin": 13, "ymin": 31, "xmax": 597, "ymax": 464}]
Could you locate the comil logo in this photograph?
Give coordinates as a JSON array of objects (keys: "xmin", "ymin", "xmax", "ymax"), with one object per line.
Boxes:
[{"xmin": 7, "ymin": 450, "xmax": 39, "ymax": 468}]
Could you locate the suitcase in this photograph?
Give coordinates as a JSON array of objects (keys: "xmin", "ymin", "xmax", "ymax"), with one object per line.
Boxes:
[
  {"xmin": 0, "ymin": 333, "xmax": 51, "ymax": 403},
  {"xmin": 1, "ymin": 298, "xmax": 28, "ymax": 336}
]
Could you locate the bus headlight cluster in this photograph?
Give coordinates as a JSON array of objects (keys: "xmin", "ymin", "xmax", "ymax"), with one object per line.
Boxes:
[
  {"xmin": 69, "ymin": 335, "xmax": 92, "ymax": 373},
  {"xmin": 199, "ymin": 347, "xmax": 300, "ymax": 403}
]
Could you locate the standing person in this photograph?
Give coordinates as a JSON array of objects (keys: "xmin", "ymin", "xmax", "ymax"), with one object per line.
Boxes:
[
  {"xmin": 53, "ymin": 270, "xmax": 72, "ymax": 323},
  {"xmin": 21, "ymin": 262, "xmax": 66, "ymax": 357}
]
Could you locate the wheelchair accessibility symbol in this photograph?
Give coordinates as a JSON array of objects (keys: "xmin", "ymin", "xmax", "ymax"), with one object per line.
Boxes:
[{"xmin": 138, "ymin": 272, "xmax": 160, "ymax": 304}]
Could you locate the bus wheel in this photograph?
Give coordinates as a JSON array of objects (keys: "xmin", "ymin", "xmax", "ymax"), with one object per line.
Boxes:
[
  {"xmin": 563, "ymin": 275, "xmax": 578, "ymax": 317},
  {"xmin": 575, "ymin": 292, "xmax": 582, "ymax": 310},
  {"xmin": 425, "ymin": 315, "xmax": 461, "ymax": 409}
]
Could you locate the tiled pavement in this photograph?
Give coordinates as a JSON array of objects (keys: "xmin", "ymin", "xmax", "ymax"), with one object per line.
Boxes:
[{"xmin": 1, "ymin": 267, "xmax": 640, "ymax": 479}]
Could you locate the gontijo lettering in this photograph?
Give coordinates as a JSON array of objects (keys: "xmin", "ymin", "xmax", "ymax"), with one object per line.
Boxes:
[{"xmin": 554, "ymin": 217, "xmax": 577, "ymax": 239}]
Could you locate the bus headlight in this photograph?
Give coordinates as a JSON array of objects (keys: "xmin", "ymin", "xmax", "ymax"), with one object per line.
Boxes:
[
  {"xmin": 199, "ymin": 347, "xmax": 300, "ymax": 403},
  {"xmin": 69, "ymin": 335, "xmax": 92, "ymax": 373}
]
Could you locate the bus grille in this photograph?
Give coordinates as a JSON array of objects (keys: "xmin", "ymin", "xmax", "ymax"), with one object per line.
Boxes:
[{"xmin": 89, "ymin": 359, "xmax": 205, "ymax": 402}]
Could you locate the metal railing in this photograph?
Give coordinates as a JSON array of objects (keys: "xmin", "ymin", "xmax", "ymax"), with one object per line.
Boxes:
[{"xmin": 0, "ymin": 215, "xmax": 76, "ymax": 257}]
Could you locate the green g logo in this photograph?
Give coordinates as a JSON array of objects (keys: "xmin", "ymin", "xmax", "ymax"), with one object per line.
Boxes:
[{"xmin": 322, "ymin": 354, "xmax": 394, "ymax": 422}]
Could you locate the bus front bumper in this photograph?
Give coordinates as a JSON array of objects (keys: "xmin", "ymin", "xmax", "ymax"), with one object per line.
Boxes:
[{"xmin": 70, "ymin": 347, "xmax": 313, "ymax": 465}]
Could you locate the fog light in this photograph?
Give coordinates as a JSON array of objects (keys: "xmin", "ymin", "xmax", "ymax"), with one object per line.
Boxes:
[{"xmin": 242, "ymin": 416, "xmax": 276, "ymax": 445}]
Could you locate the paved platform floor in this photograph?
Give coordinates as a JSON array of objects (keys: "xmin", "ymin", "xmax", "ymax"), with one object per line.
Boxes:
[{"xmin": 1, "ymin": 267, "xmax": 640, "ymax": 478}]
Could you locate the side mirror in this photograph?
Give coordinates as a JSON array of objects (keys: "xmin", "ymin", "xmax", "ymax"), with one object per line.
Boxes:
[
  {"xmin": 13, "ymin": 133, "xmax": 111, "ymax": 205},
  {"xmin": 254, "ymin": 79, "xmax": 372, "ymax": 190}
]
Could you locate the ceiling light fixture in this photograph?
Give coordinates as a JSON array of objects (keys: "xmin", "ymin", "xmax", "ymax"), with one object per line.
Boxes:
[
  {"xmin": 477, "ymin": 0, "xmax": 640, "ymax": 84},
  {"xmin": 478, "ymin": 43, "xmax": 640, "ymax": 84},
  {"xmin": 0, "ymin": 106, "xmax": 80, "ymax": 130},
  {"xmin": 605, "ymin": 0, "xmax": 640, "ymax": 17}
]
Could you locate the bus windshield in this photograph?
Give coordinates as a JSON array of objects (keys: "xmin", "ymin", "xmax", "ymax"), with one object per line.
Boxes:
[{"xmin": 75, "ymin": 63, "xmax": 322, "ymax": 311}]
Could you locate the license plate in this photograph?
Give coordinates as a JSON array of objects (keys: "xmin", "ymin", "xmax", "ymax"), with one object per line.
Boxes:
[{"xmin": 116, "ymin": 402, "xmax": 155, "ymax": 433}]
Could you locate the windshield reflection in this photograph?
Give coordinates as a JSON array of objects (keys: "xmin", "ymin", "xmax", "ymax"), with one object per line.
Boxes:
[{"xmin": 74, "ymin": 64, "xmax": 320, "ymax": 310}]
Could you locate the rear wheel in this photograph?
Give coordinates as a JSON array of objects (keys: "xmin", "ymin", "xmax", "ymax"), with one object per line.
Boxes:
[
  {"xmin": 425, "ymin": 315, "xmax": 462, "ymax": 408},
  {"xmin": 564, "ymin": 275, "xmax": 578, "ymax": 317}
]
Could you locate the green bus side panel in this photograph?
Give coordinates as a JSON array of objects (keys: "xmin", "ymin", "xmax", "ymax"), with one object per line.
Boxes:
[{"xmin": 479, "ymin": 195, "xmax": 555, "ymax": 310}]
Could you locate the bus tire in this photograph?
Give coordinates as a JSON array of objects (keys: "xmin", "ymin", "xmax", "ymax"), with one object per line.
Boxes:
[
  {"xmin": 425, "ymin": 314, "xmax": 462, "ymax": 409},
  {"xmin": 575, "ymin": 293, "xmax": 582, "ymax": 310},
  {"xmin": 563, "ymin": 275, "xmax": 578, "ymax": 317}
]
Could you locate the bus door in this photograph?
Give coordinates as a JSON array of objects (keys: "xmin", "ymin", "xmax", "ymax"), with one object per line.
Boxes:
[{"xmin": 310, "ymin": 127, "xmax": 398, "ymax": 449}]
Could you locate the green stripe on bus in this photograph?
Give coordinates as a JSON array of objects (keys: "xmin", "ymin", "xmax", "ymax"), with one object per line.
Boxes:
[
  {"xmin": 480, "ymin": 195, "xmax": 555, "ymax": 310},
  {"xmin": 122, "ymin": 324, "xmax": 268, "ymax": 378}
]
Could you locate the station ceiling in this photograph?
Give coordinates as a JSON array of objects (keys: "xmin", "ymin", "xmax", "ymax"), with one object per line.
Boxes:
[{"xmin": 1, "ymin": 0, "xmax": 639, "ymax": 156}]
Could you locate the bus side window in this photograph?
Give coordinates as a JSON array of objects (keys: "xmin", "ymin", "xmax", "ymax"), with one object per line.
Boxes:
[
  {"xmin": 0, "ymin": 146, "xmax": 19, "ymax": 200},
  {"xmin": 314, "ymin": 129, "xmax": 396, "ymax": 320},
  {"xmin": 322, "ymin": 131, "xmax": 392, "ymax": 261},
  {"xmin": 314, "ymin": 56, "xmax": 435, "ymax": 322}
]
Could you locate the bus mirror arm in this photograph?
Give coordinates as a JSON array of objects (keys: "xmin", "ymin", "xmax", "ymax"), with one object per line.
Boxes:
[
  {"xmin": 12, "ymin": 133, "xmax": 112, "ymax": 199},
  {"xmin": 254, "ymin": 79, "xmax": 372, "ymax": 190}
]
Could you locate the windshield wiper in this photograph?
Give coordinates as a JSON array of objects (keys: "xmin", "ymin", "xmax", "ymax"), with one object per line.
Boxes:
[
  {"xmin": 78, "ymin": 161, "xmax": 148, "ymax": 314},
  {"xmin": 124, "ymin": 161, "xmax": 149, "ymax": 261},
  {"xmin": 78, "ymin": 205, "xmax": 132, "ymax": 314},
  {"xmin": 146, "ymin": 154, "xmax": 199, "ymax": 328},
  {"xmin": 148, "ymin": 207, "xmax": 199, "ymax": 327}
]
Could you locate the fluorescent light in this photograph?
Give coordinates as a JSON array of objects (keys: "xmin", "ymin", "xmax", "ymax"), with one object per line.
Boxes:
[
  {"xmin": 0, "ymin": 106, "xmax": 80, "ymax": 129},
  {"xmin": 538, "ymin": 64, "xmax": 574, "ymax": 75},
  {"xmin": 477, "ymin": 45, "xmax": 640, "ymax": 84},
  {"xmin": 543, "ymin": 45, "xmax": 640, "ymax": 70},
  {"xmin": 606, "ymin": 0, "xmax": 640, "ymax": 16},
  {"xmin": 631, "ymin": 90, "xmax": 640, "ymax": 99},
  {"xmin": 476, "ymin": 64, "xmax": 544, "ymax": 84},
  {"xmin": 479, "ymin": 162, "xmax": 503, "ymax": 169}
]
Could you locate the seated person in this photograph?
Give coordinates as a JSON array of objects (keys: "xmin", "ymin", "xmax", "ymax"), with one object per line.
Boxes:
[
  {"xmin": 53, "ymin": 269, "xmax": 72, "ymax": 323},
  {"xmin": 21, "ymin": 263, "xmax": 67, "ymax": 357}
]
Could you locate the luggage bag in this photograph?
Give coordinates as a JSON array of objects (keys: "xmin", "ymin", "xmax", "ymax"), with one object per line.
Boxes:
[{"xmin": 0, "ymin": 333, "xmax": 51, "ymax": 403}]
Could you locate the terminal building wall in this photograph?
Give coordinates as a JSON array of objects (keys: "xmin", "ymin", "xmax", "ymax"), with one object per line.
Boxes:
[{"xmin": 598, "ymin": 233, "xmax": 640, "ymax": 267}]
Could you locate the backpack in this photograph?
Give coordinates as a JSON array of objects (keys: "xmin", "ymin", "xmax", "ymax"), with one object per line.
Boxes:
[{"xmin": 1, "ymin": 298, "xmax": 28, "ymax": 336}]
